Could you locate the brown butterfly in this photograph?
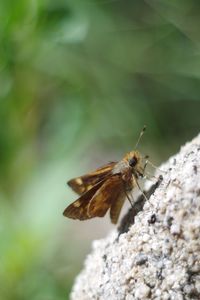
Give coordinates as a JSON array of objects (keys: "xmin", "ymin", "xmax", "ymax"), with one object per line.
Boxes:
[{"xmin": 63, "ymin": 127, "xmax": 148, "ymax": 224}]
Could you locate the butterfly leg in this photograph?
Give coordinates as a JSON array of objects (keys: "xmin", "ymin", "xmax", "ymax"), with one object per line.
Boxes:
[
  {"xmin": 143, "ymin": 156, "xmax": 165, "ymax": 182},
  {"xmin": 134, "ymin": 177, "xmax": 149, "ymax": 203},
  {"xmin": 143, "ymin": 172, "xmax": 159, "ymax": 183},
  {"xmin": 144, "ymin": 158, "xmax": 166, "ymax": 174},
  {"xmin": 143, "ymin": 155, "xmax": 149, "ymax": 174}
]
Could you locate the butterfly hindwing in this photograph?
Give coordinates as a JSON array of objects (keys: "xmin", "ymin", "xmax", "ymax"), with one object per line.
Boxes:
[
  {"xmin": 110, "ymin": 193, "xmax": 126, "ymax": 224},
  {"xmin": 63, "ymin": 179, "xmax": 106, "ymax": 220}
]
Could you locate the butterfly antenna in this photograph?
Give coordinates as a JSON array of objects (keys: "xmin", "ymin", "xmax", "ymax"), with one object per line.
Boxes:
[{"xmin": 135, "ymin": 125, "xmax": 146, "ymax": 149}]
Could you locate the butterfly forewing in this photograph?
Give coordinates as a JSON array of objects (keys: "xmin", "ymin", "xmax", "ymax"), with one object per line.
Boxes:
[
  {"xmin": 67, "ymin": 162, "xmax": 116, "ymax": 195},
  {"xmin": 87, "ymin": 174, "xmax": 124, "ymax": 219}
]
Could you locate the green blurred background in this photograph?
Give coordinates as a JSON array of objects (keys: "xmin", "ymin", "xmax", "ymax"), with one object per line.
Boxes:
[{"xmin": 1, "ymin": 0, "xmax": 200, "ymax": 299}]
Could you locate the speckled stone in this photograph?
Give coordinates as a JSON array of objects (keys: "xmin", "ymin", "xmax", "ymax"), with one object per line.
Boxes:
[{"xmin": 70, "ymin": 133, "xmax": 200, "ymax": 300}]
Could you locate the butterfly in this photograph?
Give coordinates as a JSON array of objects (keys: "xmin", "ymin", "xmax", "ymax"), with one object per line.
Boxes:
[{"xmin": 63, "ymin": 127, "xmax": 148, "ymax": 224}]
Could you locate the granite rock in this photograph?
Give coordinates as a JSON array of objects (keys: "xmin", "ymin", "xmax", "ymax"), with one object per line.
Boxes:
[{"xmin": 70, "ymin": 134, "xmax": 200, "ymax": 300}]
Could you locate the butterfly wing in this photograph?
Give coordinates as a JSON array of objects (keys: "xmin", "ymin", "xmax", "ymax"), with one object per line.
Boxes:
[
  {"xmin": 87, "ymin": 174, "xmax": 124, "ymax": 220},
  {"xmin": 63, "ymin": 179, "xmax": 106, "ymax": 220},
  {"xmin": 110, "ymin": 193, "xmax": 126, "ymax": 224},
  {"xmin": 67, "ymin": 162, "xmax": 116, "ymax": 195}
]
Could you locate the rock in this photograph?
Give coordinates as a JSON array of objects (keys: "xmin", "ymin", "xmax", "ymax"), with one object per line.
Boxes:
[{"xmin": 70, "ymin": 133, "xmax": 200, "ymax": 300}]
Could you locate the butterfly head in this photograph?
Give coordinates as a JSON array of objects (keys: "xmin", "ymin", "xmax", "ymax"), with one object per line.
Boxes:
[
  {"xmin": 125, "ymin": 151, "xmax": 144, "ymax": 177},
  {"xmin": 126, "ymin": 151, "xmax": 140, "ymax": 165}
]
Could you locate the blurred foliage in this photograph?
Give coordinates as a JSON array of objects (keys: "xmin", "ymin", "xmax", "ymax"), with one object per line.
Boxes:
[{"xmin": 0, "ymin": 0, "xmax": 200, "ymax": 299}]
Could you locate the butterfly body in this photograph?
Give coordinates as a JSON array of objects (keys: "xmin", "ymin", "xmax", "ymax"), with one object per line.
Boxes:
[{"xmin": 63, "ymin": 150, "xmax": 145, "ymax": 224}]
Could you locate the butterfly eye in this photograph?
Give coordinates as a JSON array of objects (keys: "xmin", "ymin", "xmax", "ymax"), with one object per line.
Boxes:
[{"xmin": 129, "ymin": 157, "xmax": 138, "ymax": 167}]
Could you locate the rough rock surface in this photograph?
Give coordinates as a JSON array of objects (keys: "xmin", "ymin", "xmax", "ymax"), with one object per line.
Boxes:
[{"xmin": 70, "ymin": 134, "xmax": 200, "ymax": 300}]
